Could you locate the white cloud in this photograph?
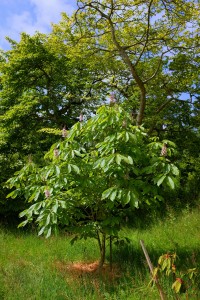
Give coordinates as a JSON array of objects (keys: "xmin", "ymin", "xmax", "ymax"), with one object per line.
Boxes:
[
  {"xmin": 29, "ymin": 0, "xmax": 76, "ymax": 31},
  {"xmin": 10, "ymin": 11, "xmax": 36, "ymax": 35},
  {"xmin": 0, "ymin": 0, "xmax": 76, "ymax": 50}
]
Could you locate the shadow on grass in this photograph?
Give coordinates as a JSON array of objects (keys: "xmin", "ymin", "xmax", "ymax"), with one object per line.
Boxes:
[
  {"xmin": 125, "ymin": 201, "xmax": 200, "ymax": 232},
  {"xmin": 105, "ymin": 241, "xmax": 200, "ymax": 298},
  {"xmin": 112, "ymin": 241, "xmax": 200, "ymax": 271}
]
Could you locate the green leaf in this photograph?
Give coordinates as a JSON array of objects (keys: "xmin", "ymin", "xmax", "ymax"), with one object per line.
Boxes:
[
  {"xmin": 125, "ymin": 132, "xmax": 129, "ymax": 142},
  {"xmin": 127, "ymin": 156, "xmax": 133, "ymax": 165},
  {"xmin": 52, "ymin": 213, "xmax": 57, "ymax": 224},
  {"xmin": 154, "ymin": 195, "xmax": 164, "ymax": 202},
  {"xmin": 130, "ymin": 191, "xmax": 139, "ymax": 208},
  {"xmin": 117, "ymin": 132, "xmax": 123, "ymax": 140},
  {"xmin": 167, "ymin": 176, "xmax": 175, "ymax": 189},
  {"xmin": 45, "ymin": 168, "xmax": 54, "ymax": 179},
  {"xmin": 19, "ymin": 209, "xmax": 28, "ymax": 218},
  {"xmin": 102, "ymin": 187, "xmax": 115, "ymax": 200},
  {"xmin": 60, "ymin": 201, "xmax": 66, "ymax": 209},
  {"xmin": 18, "ymin": 220, "xmax": 29, "ymax": 228},
  {"xmin": 46, "ymin": 227, "xmax": 52, "ymax": 238},
  {"xmin": 125, "ymin": 191, "xmax": 131, "ymax": 204},
  {"xmin": 171, "ymin": 165, "xmax": 179, "ymax": 176},
  {"xmin": 46, "ymin": 214, "xmax": 51, "ymax": 226},
  {"xmin": 157, "ymin": 175, "xmax": 166, "ymax": 186},
  {"xmin": 52, "ymin": 201, "xmax": 58, "ymax": 213},
  {"xmin": 55, "ymin": 165, "xmax": 60, "ymax": 176},
  {"xmin": 68, "ymin": 164, "xmax": 72, "ymax": 173},
  {"xmin": 28, "ymin": 190, "xmax": 40, "ymax": 202},
  {"xmin": 100, "ymin": 159, "xmax": 106, "ymax": 168},
  {"xmin": 142, "ymin": 166, "xmax": 153, "ymax": 174},
  {"xmin": 34, "ymin": 190, "xmax": 40, "ymax": 201},
  {"xmin": 6, "ymin": 189, "xmax": 19, "ymax": 199},
  {"xmin": 73, "ymin": 150, "xmax": 82, "ymax": 157},
  {"xmin": 93, "ymin": 158, "xmax": 102, "ymax": 169},
  {"xmin": 38, "ymin": 226, "xmax": 45, "ymax": 236},
  {"xmin": 110, "ymin": 190, "xmax": 117, "ymax": 201},
  {"xmin": 71, "ymin": 164, "xmax": 80, "ymax": 174},
  {"xmin": 116, "ymin": 154, "xmax": 122, "ymax": 165}
]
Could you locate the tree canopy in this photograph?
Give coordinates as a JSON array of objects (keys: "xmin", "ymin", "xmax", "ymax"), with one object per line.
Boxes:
[
  {"xmin": 51, "ymin": 0, "xmax": 199, "ymax": 126},
  {"xmin": 0, "ymin": 0, "xmax": 199, "ymax": 218}
]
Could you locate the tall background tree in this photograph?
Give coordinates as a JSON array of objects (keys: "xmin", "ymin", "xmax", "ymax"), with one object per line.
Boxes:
[
  {"xmin": 0, "ymin": 32, "xmax": 101, "ymax": 217},
  {"xmin": 54, "ymin": 0, "xmax": 199, "ymax": 126}
]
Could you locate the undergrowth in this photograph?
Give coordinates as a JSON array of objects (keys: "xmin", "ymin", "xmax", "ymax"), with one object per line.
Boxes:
[{"xmin": 0, "ymin": 206, "xmax": 199, "ymax": 300}]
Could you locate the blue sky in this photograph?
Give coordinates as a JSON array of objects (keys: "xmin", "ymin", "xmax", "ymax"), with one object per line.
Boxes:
[{"xmin": 0, "ymin": 0, "xmax": 77, "ymax": 50}]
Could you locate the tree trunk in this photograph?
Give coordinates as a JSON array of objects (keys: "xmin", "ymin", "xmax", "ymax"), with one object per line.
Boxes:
[
  {"xmin": 82, "ymin": 3, "xmax": 147, "ymax": 126},
  {"xmin": 109, "ymin": 235, "xmax": 113, "ymax": 271},
  {"xmin": 108, "ymin": 19, "xmax": 146, "ymax": 126},
  {"xmin": 98, "ymin": 232, "xmax": 106, "ymax": 272}
]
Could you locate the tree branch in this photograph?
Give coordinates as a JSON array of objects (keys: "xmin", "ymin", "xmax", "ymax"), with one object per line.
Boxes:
[{"xmin": 134, "ymin": 0, "xmax": 154, "ymax": 66}]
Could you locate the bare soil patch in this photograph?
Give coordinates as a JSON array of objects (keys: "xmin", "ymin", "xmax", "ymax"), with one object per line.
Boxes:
[{"xmin": 53, "ymin": 260, "xmax": 121, "ymax": 280}]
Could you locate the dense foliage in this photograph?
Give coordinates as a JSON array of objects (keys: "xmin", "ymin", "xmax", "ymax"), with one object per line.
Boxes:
[
  {"xmin": 0, "ymin": 0, "xmax": 199, "ymax": 220},
  {"xmin": 0, "ymin": 33, "xmax": 101, "ymax": 215}
]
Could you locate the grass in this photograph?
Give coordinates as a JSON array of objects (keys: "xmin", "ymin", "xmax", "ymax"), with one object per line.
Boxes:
[{"xmin": 0, "ymin": 206, "xmax": 199, "ymax": 300}]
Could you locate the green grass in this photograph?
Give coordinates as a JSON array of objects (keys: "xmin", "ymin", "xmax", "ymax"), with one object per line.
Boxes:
[{"xmin": 0, "ymin": 207, "xmax": 199, "ymax": 300}]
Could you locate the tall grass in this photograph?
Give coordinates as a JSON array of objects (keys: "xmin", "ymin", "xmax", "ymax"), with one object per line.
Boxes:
[{"xmin": 0, "ymin": 206, "xmax": 199, "ymax": 300}]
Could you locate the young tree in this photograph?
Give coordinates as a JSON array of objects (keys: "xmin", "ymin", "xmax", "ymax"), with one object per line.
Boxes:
[{"xmin": 7, "ymin": 104, "xmax": 179, "ymax": 269}]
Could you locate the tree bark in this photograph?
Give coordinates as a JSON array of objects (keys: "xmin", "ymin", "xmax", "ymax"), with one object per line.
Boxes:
[
  {"xmin": 98, "ymin": 232, "xmax": 106, "ymax": 271},
  {"xmin": 109, "ymin": 235, "xmax": 113, "ymax": 271}
]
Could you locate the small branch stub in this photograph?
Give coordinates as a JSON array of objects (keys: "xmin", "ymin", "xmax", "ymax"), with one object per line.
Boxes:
[{"xmin": 140, "ymin": 240, "xmax": 166, "ymax": 300}]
